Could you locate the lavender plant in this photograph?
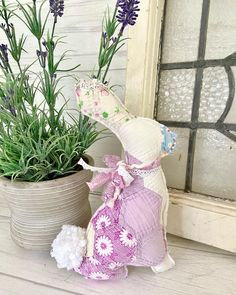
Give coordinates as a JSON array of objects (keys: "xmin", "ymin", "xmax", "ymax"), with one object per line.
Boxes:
[
  {"xmin": 0, "ymin": 0, "xmax": 100, "ymax": 182},
  {"xmin": 0, "ymin": 0, "xmax": 140, "ymax": 182},
  {"xmin": 95, "ymin": 0, "xmax": 140, "ymax": 83}
]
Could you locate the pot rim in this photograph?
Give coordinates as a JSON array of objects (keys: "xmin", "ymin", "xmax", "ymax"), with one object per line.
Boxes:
[{"xmin": 0, "ymin": 154, "xmax": 94, "ymax": 188}]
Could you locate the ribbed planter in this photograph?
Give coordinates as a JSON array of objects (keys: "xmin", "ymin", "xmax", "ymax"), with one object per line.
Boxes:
[{"xmin": 0, "ymin": 156, "xmax": 93, "ymax": 250}]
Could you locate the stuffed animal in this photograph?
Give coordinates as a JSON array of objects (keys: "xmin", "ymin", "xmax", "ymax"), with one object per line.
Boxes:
[{"xmin": 51, "ymin": 79, "xmax": 176, "ymax": 280}]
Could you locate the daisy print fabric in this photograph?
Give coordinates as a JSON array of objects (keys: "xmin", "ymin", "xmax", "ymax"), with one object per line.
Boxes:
[
  {"xmin": 95, "ymin": 215, "xmax": 111, "ymax": 230},
  {"xmin": 109, "ymin": 261, "xmax": 123, "ymax": 270},
  {"xmin": 89, "ymin": 271, "xmax": 110, "ymax": 280},
  {"xmin": 88, "ymin": 256, "xmax": 100, "ymax": 266},
  {"xmin": 119, "ymin": 228, "xmax": 137, "ymax": 248},
  {"xmin": 95, "ymin": 236, "xmax": 113, "ymax": 257},
  {"xmin": 77, "ymin": 200, "xmax": 137, "ymax": 280}
]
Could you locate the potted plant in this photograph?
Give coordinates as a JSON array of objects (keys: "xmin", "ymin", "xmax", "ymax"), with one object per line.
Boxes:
[
  {"xmin": 0, "ymin": 0, "xmax": 101, "ymax": 250},
  {"xmin": 0, "ymin": 0, "xmax": 140, "ymax": 251}
]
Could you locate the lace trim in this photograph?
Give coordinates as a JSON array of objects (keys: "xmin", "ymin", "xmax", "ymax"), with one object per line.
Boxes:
[{"xmin": 130, "ymin": 167, "xmax": 160, "ymax": 178}]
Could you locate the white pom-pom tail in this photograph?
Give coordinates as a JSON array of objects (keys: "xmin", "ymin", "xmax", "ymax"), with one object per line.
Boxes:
[{"xmin": 51, "ymin": 225, "xmax": 87, "ymax": 271}]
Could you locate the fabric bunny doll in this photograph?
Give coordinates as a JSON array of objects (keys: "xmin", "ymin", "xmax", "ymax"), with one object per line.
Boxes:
[{"xmin": 51, "ymin": 79, "xmax": 176, "ymax": 280}]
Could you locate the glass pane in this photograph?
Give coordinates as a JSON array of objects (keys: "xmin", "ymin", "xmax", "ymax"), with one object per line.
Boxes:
[
  {"xmin": 157, "ymin": 0, "xmax": 236, "ymax": 198},
  {"xmin": 157, "ymin": 69, "xmax": 195, "ymax": 121},
  {"xmin": 225, "ymin": 67, "xmax": 236, "ymax": 124},
  {"xmin": 199, "ymin": 67, "xmax": 229, "ymax": 122},
  {"xmin": 162, "ymin": 0, "xmax": 202, "ymax": 63},
  {"xmin": 205, "ymin": 0, "xmax": 236, "ymax": 59},
  {"xmin": 192, "ymin": 129, "xmax": 236, "ymax": 200},
  {"xmin": 162, "ymin": 128, "xmax": 190, "ymax": 190}
]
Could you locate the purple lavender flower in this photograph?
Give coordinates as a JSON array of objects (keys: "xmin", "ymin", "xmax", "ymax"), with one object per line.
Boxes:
[
  {"xmin": 102, "ymin": 32, "xmax": 107, "ymax": 48},
  {"xmin": 49, "ymin": 0, "xmax": 64, "ymax": 18},
  {"xmin": 42, "ymin": 40, "xmax": 47, "ymax": 48},
  {"xmin": 36, "ymin": 50, "xmax": 47, "ymax": 58},
  {"xmin": 36, "ymin": 50, "xmax": 47, "ymax": 68},
  {"xmin": 0, "ymin": 44, "xmax": 9, "ymax": 69},
  {"xmin": 2, "ymin": 89, "xmax": 16, "ymax": 117},
  {"xmin": 42, "ymin": 40, "xmax": 55, "ymax": 50},
  {"xmin": 9, "ymin": 105, "xmax": 16, "ymax": 117},
  {"xmin": 116, "ymin": 0, "xmax": 140, "ymax": 34},
  {"xmin": 0, "ymin": 44, "xmax": 9, "ymax": 63},
  {"xmin": 0, "ymin": 23, "xmax": 6, "ymax": 30},
  {"xmin": 50, "ymin": 73, "xmax": 57, "ymax": 80},
  {"xmin": 111, "ymin": 37, "xmax": 117, "ymax": 43},
  {"xmin": 0, "ymin": 22, "xmax": 13, "ymax": 38}
]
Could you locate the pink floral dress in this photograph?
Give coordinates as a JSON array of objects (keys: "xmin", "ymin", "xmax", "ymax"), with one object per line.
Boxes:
[{"xmin": 76, "ymin": 133, "xmax": 175, "ymax": 280}]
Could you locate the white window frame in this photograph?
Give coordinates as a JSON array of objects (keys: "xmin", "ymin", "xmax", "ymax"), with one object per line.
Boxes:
[{"xmin": 125, "ymin": 0, "xmax": 236, "ymax": 253}]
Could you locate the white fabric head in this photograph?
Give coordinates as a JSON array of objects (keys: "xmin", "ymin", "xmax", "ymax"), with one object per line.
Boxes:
[{"xmin": 75, "ymin": 79, "xmax": 176, "ymax": 164}]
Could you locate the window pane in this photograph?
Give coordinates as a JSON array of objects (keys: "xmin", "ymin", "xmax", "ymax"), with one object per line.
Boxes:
[
  {"xmin": 157, "ymin": 0, "xmax": 236, "ymax": 197},
  {"xmin": 225, "ymin": 67, "xmax": 236, "ymax": 124},
  {"xmin": 192, "ymin": 129, "xmax": 236, "ymax": 200},
  {"xmin": 162, "ymin": 0, "xmax": 202, "ymax": 63},
  {"xmin": 199, "ymin": 67, "xmax": 229, "ymax": 122},
  {"xmin": 162, "ymin": 128, "xmax": 190, "ymax": 190},
  {"xmin": 157, "ymin": 69, "xmax": 195, "ymax": 121},
  {"xmin": 205, "ymin": 0, "xmax": 236, "ymax": 59}
]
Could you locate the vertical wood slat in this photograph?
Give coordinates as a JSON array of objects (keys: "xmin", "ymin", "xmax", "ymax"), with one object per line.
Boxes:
[{"xmin": 125, "ymin": 0, "xmax": 165, "ymax": 118}]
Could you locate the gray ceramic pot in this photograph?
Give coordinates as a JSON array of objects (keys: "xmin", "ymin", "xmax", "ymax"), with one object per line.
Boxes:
[{"xmin": 0, "ymin": 156, "xmax": 93, "ymax": 250}]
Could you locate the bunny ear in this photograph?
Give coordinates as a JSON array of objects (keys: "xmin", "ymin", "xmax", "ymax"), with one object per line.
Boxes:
[
  {"xmin": 75, "ymin": 79, "xmax": 134, "ymax": 136},
  {"xmin": 160, "ymin": 124, "xmax": 177, "ymax": 157}
]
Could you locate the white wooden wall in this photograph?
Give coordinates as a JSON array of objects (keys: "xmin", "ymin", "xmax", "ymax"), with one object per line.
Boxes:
[
  {"xmin": 57, "ymin": 0, "xmax": 125, "ymax": 165},
  {"xmin": 0, "ymin": 0, "xmax": 125, "ymax": 166}
]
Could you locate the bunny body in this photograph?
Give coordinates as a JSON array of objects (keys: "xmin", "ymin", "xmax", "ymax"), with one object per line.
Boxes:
[{"xmin": 51, "ymin": 80, "xmax": 176, "ymax": 280}]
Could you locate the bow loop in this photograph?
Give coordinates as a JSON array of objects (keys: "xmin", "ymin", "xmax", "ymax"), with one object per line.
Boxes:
[
  {"xmin": 86, "ymin": 172, "xmax": 111, "ymax": 192},
  {"xmin": 78, "ymin": 155, "xmax": 135, "ymax": 207}
]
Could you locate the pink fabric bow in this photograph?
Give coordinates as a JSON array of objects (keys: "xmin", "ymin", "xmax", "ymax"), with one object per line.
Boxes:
[{"xmin": 86, "ymin": 155, "xmax": 134, "ymax": 207}]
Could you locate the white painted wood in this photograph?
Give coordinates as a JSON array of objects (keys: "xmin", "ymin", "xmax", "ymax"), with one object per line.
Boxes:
[
  {"xmin": 125, "ymin": 0, "xmax": 165, "ymax": 117},
  {"xmin": 168, "ymin": 190, "xmax": 236, "ymax": 253},
  {"xmin": 0, "ymin": 274, "xmax": 77, "ymax": 295},
  {"xmin": 0, "ymin": 194, "xmax": 9, "ymax": 218},
  {"xmin": 166, "ymin": 233, "xmax": 234, "ymax": 256}
]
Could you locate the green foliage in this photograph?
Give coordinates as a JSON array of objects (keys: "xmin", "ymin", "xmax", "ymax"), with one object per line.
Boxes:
[
  {"xmin": 95, "ymin": 5, "xmax": 127, "ymax": 83},
  {"xmin": 0, "ymin": 107, "xmax": 100, "ymax": 182},
  {"xmin": 0, "ymin": 0, "xmax": 100, "ymax": 182},
  {"xmin": 15, "ymin": 0, "xmax": 49, "ymax": 41}
]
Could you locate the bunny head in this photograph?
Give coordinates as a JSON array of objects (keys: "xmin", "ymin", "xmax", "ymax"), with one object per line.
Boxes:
[{"xmin": 75, "ymin": 79, "xmax": 176, "ymax": 164}]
